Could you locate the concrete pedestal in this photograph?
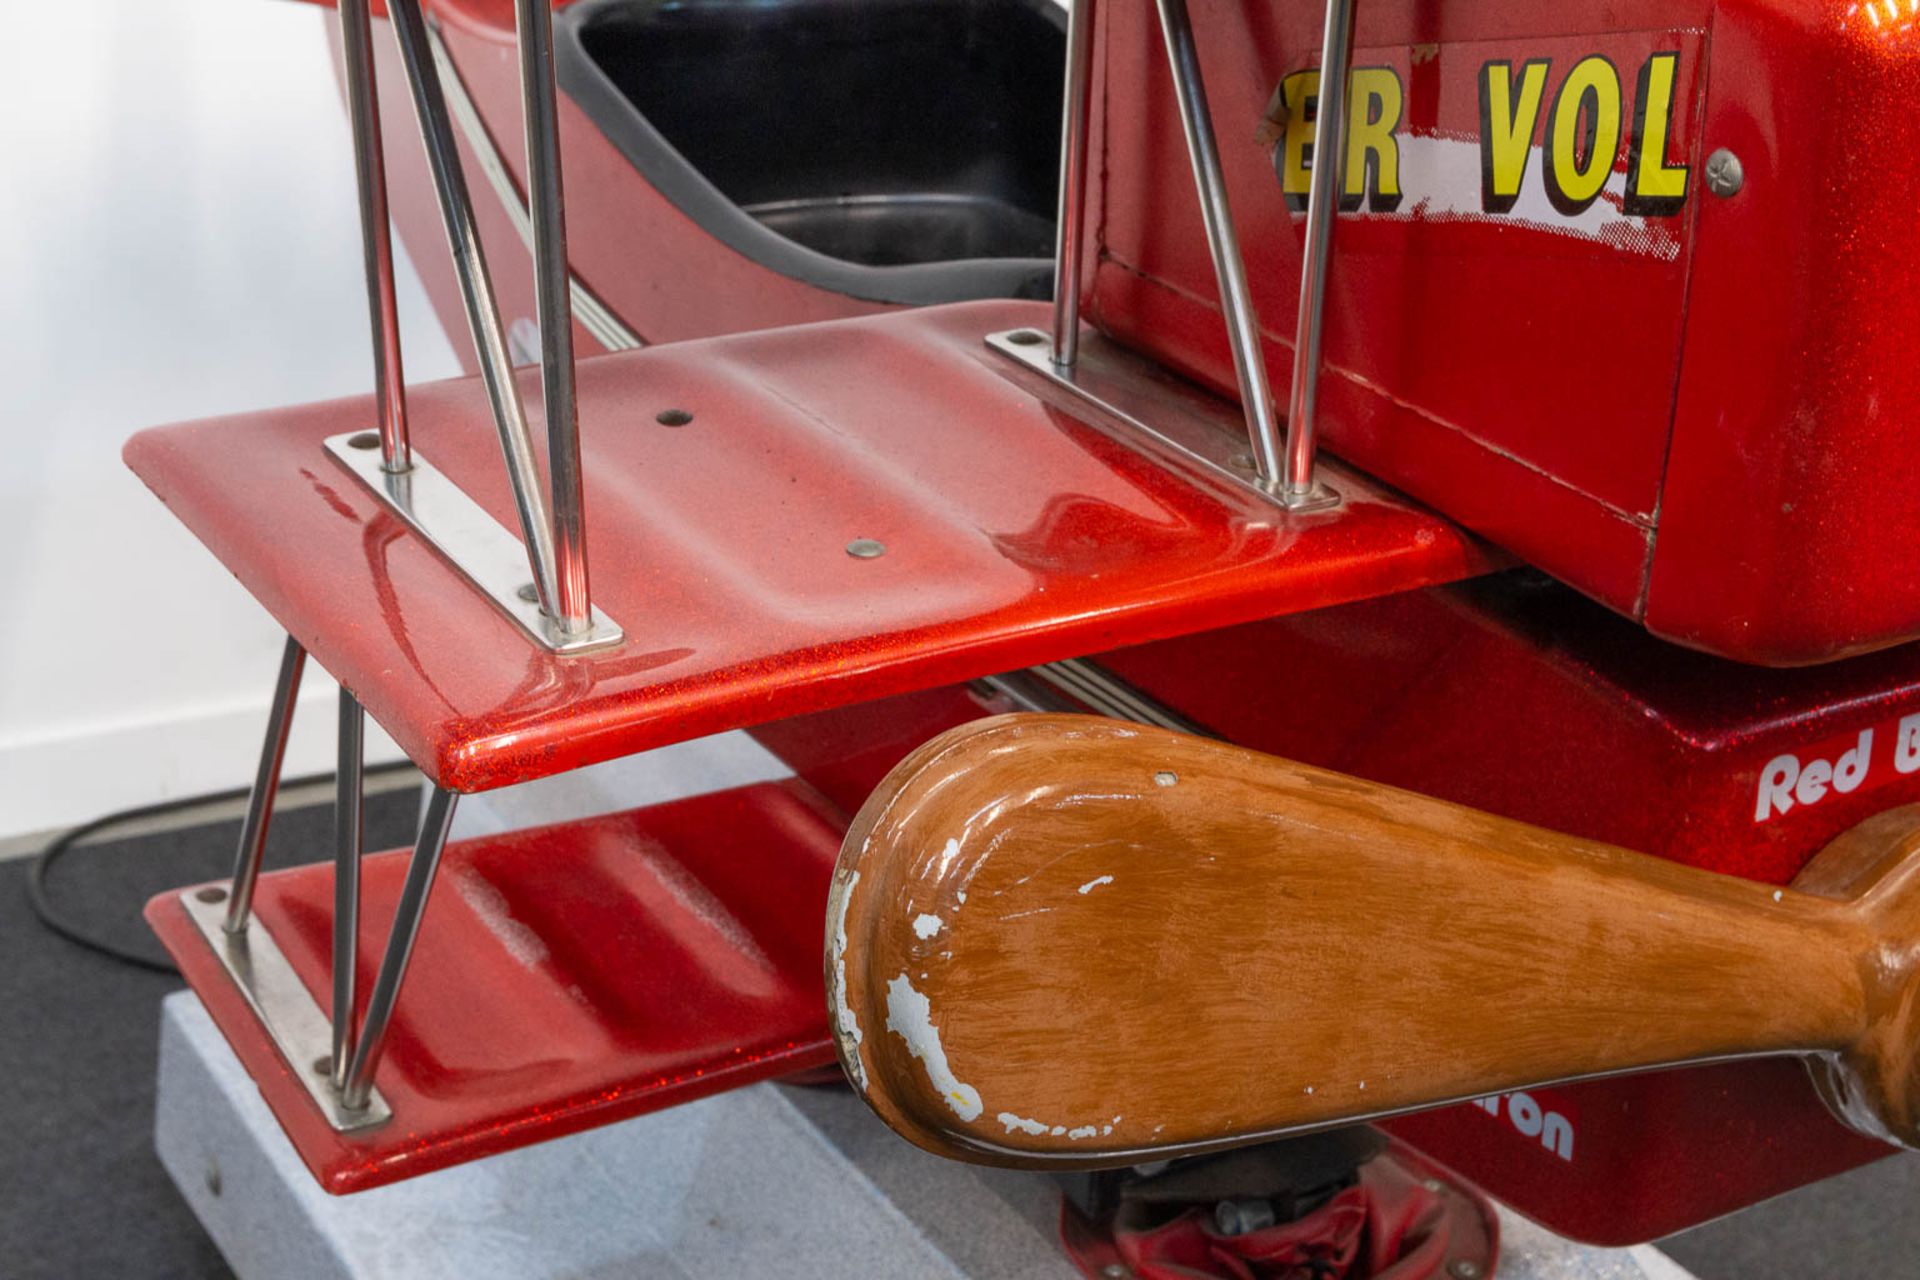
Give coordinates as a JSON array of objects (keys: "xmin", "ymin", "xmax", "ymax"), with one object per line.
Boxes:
[{"xmin": 155, "ymin": 991, "xmax": 1696, "ymax": 1280}]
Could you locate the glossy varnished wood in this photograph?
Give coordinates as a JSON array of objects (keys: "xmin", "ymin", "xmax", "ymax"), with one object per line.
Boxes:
[{"xmin": 827, "ymin": 714, "xmax": 1920, "ymax": 1168}]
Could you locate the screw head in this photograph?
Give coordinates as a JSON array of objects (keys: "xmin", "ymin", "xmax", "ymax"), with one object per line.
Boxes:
[
  {"xmin": 1100, "ymin": 1267, "xmax": 1131, "ymax": 1280},
  {"xmin": 313, "ymin": 1056, "xmax": 333, "ymax": 1077},
  {"xmin": 347, "ymin": 431, "xmax": 381, "ymax": 450},
  {"xmin": 846, "ymin": 538, "xmax": 886, "ymax": 559},
  {"xmin": 1705, "ymin": 148, "xmax": 1744, "ymax": 198},
  {"xmin": 1214, "ymin": 1197, "xmax": 1277, "ymax": 1237},
  {"xmin": 516, "ymin": 583, "xmax": 540, "ymax": 605},
  {"xmin": 1154, "ymin": 770, "xmax": 1179, "ymax": 787},
  {"xmin": 1007, "ymin": 329, "xmax": 1046, "ymax": 346},
  {"xmin": 1448, "ymin": 1261, "xmax": 1485, "ymax": 1280},
  {"xmin": 656, "ymin": 408, "xmax": 694, "ymax": 427},
  {"xmin": 195, "ymin": 886, "xmax": 228, "ymax": 904},
  {"xmin": 204, "ymin": 1158, "xmax": 223, "ymax": 1198}
]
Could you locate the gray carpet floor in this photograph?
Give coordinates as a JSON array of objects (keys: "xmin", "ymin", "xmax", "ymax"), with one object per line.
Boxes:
[
  {"xmin": 2, "ymin": 790, "xmax": 419, "ymax": 1280},
  {"xmin": 4, "ymin": 788, "xmax": 1914, "ymax": 1279},
  {"xmin": 1661, "ymin": 1152, "xmax": 1920, "ymax": 1277}
]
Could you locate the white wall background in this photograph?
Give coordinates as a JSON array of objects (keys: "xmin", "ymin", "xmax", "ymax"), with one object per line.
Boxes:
[{"xmin": 0, "ymin": 0, "xmax": 461, "ymax": 837}]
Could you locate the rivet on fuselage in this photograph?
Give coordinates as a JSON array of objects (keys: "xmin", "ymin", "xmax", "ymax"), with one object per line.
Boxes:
[{"xmin": 1705, "ymin": 148, "xmax": 1744, "ymax": 198}]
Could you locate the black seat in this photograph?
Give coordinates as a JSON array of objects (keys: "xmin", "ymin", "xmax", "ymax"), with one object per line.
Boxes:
[{"xmin": 557, "ymin": 0, "xmax": 1066, "ymax": 305}]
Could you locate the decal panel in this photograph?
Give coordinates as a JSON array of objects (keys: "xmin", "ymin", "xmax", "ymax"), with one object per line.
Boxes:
[{"xmin": 1093, "ymin": 3, "xmax": 1706, "ymax": 565}]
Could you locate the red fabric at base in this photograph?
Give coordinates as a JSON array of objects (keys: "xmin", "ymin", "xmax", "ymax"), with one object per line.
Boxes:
[{"xmin": 1063, "ymin": 1140, "xmax": 1498, "ymax": 1280}]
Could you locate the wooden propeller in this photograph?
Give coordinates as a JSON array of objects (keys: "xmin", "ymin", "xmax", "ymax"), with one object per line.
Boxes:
[{"xmin": 826, "ymin": 713, "xmax": 1920, "ymax": 1168}]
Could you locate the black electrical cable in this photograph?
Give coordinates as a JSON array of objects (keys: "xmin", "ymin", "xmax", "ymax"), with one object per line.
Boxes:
[{"xmin": 27, "ymin": 763, "xmax": 419, "ymax": 975}]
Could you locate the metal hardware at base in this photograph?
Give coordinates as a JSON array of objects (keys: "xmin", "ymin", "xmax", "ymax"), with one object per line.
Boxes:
[
  {"xmin": 1278, "ymin": 479, "xmax": 1341, "ymax": 513},
  {"xmin": 427, "ymin": 22, "xmax": 640, "ymax": 353},
  {"xmin": 225, "ymin": 636, "xmax": 307, "ymax": 934},
  {"xmin": 341, "ymin": 786, "xmax": 459, "ymax": 1111},
  {"xmin": 981, "ymin": 658, "xmax": 1212, "ymax": 738},
  {"xmin": 1153, "ymin": 0, "xmax": 1288, "ymax": 490},
  {"xmin": 325, "ymin": 433, "xmax": 623, "ymax": 654},
  {"xmin": 181, "ymin": 889, "xmax": 392, "ymax": 1133},
  {"xmin": 1049, "ymin": 0, "xmax": 1096, "ymax": 366},
  {"xmin": 387, "ymin": 0, "xmax": 568, "ymax": 623},
  {"xmin": 1283, "ymin": 0, "xmax": 1356, "ymax": 502},
  {"xmin": 331, "ymin": 689, "xmax": 365, "ymax": 1090},
  {"xmin": 986, "ymin": 329, "xmax": 1341, "ymax": 514}
]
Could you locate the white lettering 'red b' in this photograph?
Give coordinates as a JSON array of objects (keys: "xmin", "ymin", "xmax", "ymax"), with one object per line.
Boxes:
[
  {"xmin": 1901, "ymin": 714, "xmax": 1920, "ymax": 775},
  {"xmin": 1756, "ymin": 727, "xmax": 1885, "ymax": 822}
]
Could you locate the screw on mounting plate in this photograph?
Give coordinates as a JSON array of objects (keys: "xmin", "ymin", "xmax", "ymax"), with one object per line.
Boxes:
[
  {"xmin": 347, "ymin": 431, "xmax": 381, "ymax": 450},
  {"xmin": 656, "ymin": 409, "xmax": 693, "ymax": 427},
  {"xmin": 1007, "ymin": 329, "xmax": 1046, "ymax": 346},
  {"xmin": 1449, "ymin": 1261, "xmax": 1485, "ymax": 1280},
  {"xmin": 846, "ymin": 538, "xmax": 886, "ymax": 559},
  {"xmin": 517, "ymin": 583, "xmax": 540, "ymax": 604},
  {"xmin": 1100, "ymin": 1267, "xmax": 1131, "ymax": 1280},
  {"xmin": 1705, "ymin": 148, "xmax": 1744, "ymax": 198},
  {"xmin": 195, "ymin": 886, "xmax": 228, "ymax": 904},
  {"xmin": 1215, "ymin": 1198, "xmax": 1277, "ymax": 1236},
  {"xmin": 204, "ymin": 1158, "xmax": 222, "ymax": 1198}
]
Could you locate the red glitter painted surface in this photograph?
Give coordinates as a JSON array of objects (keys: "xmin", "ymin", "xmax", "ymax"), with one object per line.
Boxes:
[
  {"xmin": 1645, "ymin": 2, "xmax": 1920, "ymax": 664},
  {"xmin": 1088, "ymin": 0, "xmax": 1700, "ymax": 627},
  {"xmin": 124, "ymin": 299, "xmax": 1490, "ymax": 794},
  {"xmin": 1101, "ymin": 573, "xmax": 1920, "ymax": 1242},
  {"xmin": 147, "ymin": 781, "xmax": 845, "ymax": 1194},
  {"xmin": 1083, "ymin": 0, "xmax": 1920, "ymax": 664}
]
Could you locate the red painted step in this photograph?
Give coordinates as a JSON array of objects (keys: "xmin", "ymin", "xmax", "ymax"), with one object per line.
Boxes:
[{"xmin": 150, "ymin": 780, "xmax": 846, "ymax": 1193}]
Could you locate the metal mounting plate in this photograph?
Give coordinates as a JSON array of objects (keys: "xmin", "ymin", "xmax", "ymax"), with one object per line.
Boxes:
[
  {"xmin": 987, "ymin": 328, "xmax": 1339, "ymax": 513},
  {"xmin": 324, "ymin": 433, "xmax": 623, "ymax": 654},
  {"xmin": 181, "ymin": 889, "xmax": 391, "ymax": 1133}
]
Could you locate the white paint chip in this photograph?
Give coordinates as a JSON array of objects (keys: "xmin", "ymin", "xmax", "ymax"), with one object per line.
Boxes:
[
  {"xmin": 885, "ymin": 974, "xmax": 983, "ymax": 1121},
  {"xmin": 828, "ymin": 872, "xmax": 866, "ymax": 1089},
  {"xmin": 995, "ymin": 1112, "xmax": 1120, "ymax": 1142},
  {"xmin": 912, "ymin": 913, "xmax": 944, "ymax": 940},
  {"xmin": 1077, "ymin": 875, "xmax": 1114, "ymax": 895}
]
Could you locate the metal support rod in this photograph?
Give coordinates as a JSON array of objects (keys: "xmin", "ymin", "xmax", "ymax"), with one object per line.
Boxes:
[
  {"xmin": 386, "ymin": 0, "xmax": 564, "ymax": 619},
  {"xmin": 1050, "ymin": 0, "xmax": 1098, "ymax": 367},
  {"xmin": 329, "ymin": 689, "xmax": 365, "ymax": 1090},
  {"xmin": 339, "ymin": 0, "xmax": 411, "ymax": 474},
  {"xmin": 340, "ymin": 784, "xmax": 459, "ymax": 1111},
  {"xmin": 224, "ymin": 636, "xmax": 308, "ymax": 935},
  {"xmin": 513, "ymin": 0, "xmax": 591, "ymax": 636},
  {"xmin": 1283, "ymin": 0, "xmax": 1355, "ymax": 501},
  {"xmin": 1153, "ymin": 0, "xmax": 1288, "ymax": 490}
]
